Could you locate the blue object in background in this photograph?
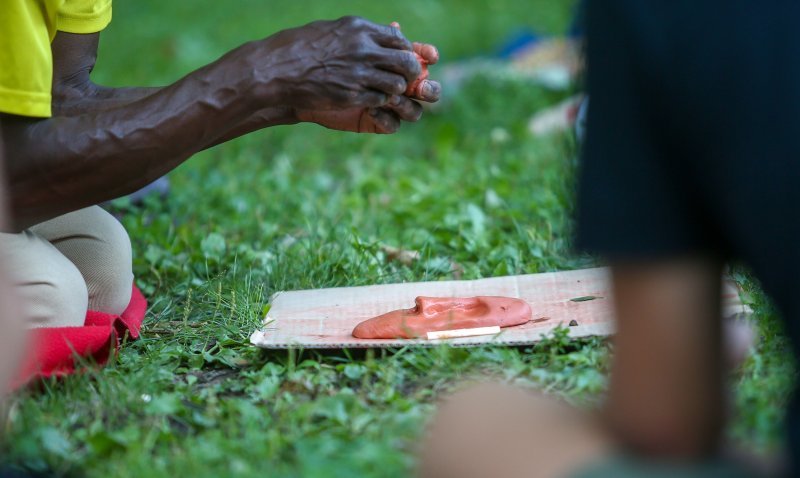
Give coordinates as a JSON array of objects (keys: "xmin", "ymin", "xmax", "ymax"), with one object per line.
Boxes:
[
  {"xmin": 495, "ymin": 29, "xmax": 543, "ymax": 59},
  {"xmin": 495, "ymin": 0, "xmax": 585, "ymax": 59}
]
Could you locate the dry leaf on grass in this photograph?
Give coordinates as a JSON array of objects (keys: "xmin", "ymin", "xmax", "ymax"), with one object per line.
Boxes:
[
  {"xmin": 450, "ymin": 260, "xmax": 464, "ymax": 280},
  {"xmin": 380, "ymin": 245, "xmax": 421, "ymax": 266}
]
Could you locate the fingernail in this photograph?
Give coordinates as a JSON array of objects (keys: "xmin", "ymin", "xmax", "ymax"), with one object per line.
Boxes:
[{"xmin": 424, "ymin": 82, "xmax": 441, "ymax": 99}]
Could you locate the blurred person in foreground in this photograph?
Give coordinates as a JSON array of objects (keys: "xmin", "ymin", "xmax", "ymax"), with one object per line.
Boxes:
[
  {"xmin": 420, "ymin": 1, "xmax": 797, "ymax": 477},
  {"xmin": 1, "ymin": 1, "xmax": 439, "ymax": 333}
]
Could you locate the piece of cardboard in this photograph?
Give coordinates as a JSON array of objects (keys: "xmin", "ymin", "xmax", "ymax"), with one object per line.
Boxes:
[{"xmin": 250, "ymin": 267, "xmax": 751, "ymax": 349}]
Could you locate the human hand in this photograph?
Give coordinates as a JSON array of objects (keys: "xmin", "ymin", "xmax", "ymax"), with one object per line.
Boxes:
[
  {"xmin": 251, "ymin": 16, "xmax": 422, "ymax": 111},
  {"xmin": 293, "ymin": 23, "xmax": 441, "ymax": 134},
  {"xmin": 295, "ymin": 94, "xmax": 423, "ymax": 134}
]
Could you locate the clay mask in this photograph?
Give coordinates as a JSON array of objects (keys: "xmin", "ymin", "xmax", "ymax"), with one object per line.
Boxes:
[{"xmin": 352, "ymin": 296, "xmax": 532, "ymax": 339}]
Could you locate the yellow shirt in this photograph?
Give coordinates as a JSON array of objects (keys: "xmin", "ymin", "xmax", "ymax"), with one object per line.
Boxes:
[{"xmin": 0, "ymin": 0, "xmax": 112, "ymax": 118}]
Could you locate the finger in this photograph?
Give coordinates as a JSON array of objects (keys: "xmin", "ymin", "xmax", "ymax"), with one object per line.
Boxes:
[
  {"xmin": 370, "ymin": 22, "xmax": 413, "ymax": 51},
  {"xmin": 413, "ymin": 42, "xmax": 440, "ymax": 65},
  {"xmin": 412, "ymin": 79, "xmax": 441, "ymax": 103},
  {"xmin": 383, "ymin": 95, "xmax": 423, "ymax": 122},
  {"xmin": 354, "ymin": 90, "xmax": 390, "ymax": 109},
  {"xmin": 362, "ymin": 71, "xmax": 407, "ymax": 97},
  {"xmin": 369, "ymin": 49, "xmax": 421, "ymax": 84},
  {"xmin": 366, "ymin": 108, "xmax": 401, "ymax": 134}
]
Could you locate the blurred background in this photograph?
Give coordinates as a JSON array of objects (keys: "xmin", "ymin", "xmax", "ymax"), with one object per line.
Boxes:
[{"xmin": 97, "ymin": 0, "xmax": 576, "ymax": 85}]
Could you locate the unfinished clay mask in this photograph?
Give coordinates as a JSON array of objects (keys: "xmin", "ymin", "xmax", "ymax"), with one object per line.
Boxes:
[{"xmin": 352, "ymin": 296, "xmax": 532, "ymax": 339}]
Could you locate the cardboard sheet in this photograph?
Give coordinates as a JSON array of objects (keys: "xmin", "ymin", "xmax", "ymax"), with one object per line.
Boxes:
[{"xmin": 250, "ymin": 267, "xmax": 750, "ymax": 349}]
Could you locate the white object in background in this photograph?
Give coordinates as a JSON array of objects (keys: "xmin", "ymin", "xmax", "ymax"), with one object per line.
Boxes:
[{"xmin": 528, "ymin": 94, "xmax": 584, "ymax": 137}]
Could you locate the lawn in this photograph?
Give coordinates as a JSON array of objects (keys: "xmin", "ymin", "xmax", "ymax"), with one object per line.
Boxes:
[{"xmin": 2, "ymin": 1, "xmax": 796, "ymax": 477}]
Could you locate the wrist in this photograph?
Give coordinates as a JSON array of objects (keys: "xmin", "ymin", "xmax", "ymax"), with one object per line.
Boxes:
[
  {"xmin": 235, "ymin": 39, "xmax": 286, "ymax": 107},
  {"xmin": 286, "ymin": 107, "xmax": 301, "ymax": 124},
  {"xmin": 259, "ymin": 106, "xmax": 300, "ymax": 126},
  {"xmin": 294, "ymin": 109, "xmax": 314, "ymax": 124}
]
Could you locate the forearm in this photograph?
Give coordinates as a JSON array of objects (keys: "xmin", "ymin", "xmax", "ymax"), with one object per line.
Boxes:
[
  {"xmin": 53, "ymin": 85, "xmax": 161, "ymax": 116},
  {"xmin": 55, "ymin": 83, "xmax": 297, "ymax": 148},
  {"xmin": 204, "ymin": 106, "xmax": 299, "ymax": 149},
  {"xmin": 50, "ymin": 31, "xmax": 297, "ymax": 138},
  {"xmin": 4, "ymin": 47, "xmax": 277, "ymax": 229}
]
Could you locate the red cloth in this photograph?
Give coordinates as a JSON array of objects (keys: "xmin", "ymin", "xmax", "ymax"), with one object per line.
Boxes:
[{"xmin": 10, "ymin": 285, "xmax": 147, "ymax": 390}]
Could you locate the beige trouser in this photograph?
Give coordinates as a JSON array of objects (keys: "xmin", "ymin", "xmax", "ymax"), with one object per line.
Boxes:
[{"xmin": 0, "ymin": 206, "xmax": 134, "ymax": 328}]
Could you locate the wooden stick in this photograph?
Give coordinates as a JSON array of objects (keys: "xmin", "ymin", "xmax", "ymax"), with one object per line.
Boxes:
[{"xmin": 426, "ymin": 326, "xmax": 501, "ymax": 340}]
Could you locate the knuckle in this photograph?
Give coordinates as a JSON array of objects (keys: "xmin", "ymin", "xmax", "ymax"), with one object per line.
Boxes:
[
  {"xmin": 341, "ymin": 15, "xmax": 363, "ymax": 28},
  {"xmin": 351, "ymin": 44, "xmax": 369, "ymax": 60},
  {"xmin": 372, "ymin": 93, "xmax": 388, "ymax": 107},
  {"xmin": 391, "ymin": 27, "xmax": 405, "ymax": 44},
  {"xmin": 353, "ymin": 30, "xmax": 379, "ymax": 53},
  {"xmin": 393, "ymin": 79, "xmax": 407, "ymax": 95},
  {"xmin": 375, "ymin": 114, "xmax": 392, "ymax": 131},
  {"xmin": 350, "ymin": 64, "xmax": 366, "ymax": 78},
  {"xmin": 409, "ymin": 105, "xmax": 423, "ymax": 121},
  {"xmin": 403, "ymin": 52, "xmax": 422, "ymax": 77},
  {"xmin": 386, "ymin": 119, "xmax": 400, "ymax": 133}
]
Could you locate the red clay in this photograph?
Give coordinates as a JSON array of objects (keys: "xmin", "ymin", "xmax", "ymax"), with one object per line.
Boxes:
[{"xmin": 352, "ymin": 296, "xmax": 532, "ymax": 339}]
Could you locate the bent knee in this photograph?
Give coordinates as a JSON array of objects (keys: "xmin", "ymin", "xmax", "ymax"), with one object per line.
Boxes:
[
  {"xmin": 85, "ymin": 219, "xmax": 133, "ymax": 314},
  {"xmin": 24, "ymin": 260, "xmax": 89, "ymax": 328},
  {"xmin": 45, "ymin": 207, "xmax": 134, "ymax": 315},
  {"xmin": 88, "ymin": 276, "xmax": 133, "ymax": 316}
]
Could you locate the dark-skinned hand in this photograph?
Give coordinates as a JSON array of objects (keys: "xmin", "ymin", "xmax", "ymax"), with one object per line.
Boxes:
[
  {"xmin": 252, "ymin": 16, "xmax": 425, "ymax": 110},
  {"xmin": 295, "ymin": 32, "xmax": 441, "ymax": 133}
]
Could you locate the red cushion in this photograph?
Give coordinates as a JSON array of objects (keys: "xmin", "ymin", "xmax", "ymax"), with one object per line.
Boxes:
[{"xmin": 10, "ymin": 285, "xmax": 147, "ymax": 390}]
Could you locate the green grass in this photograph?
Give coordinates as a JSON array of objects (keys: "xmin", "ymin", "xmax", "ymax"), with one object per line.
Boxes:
[{"xmin": 2, "ymin": 1, "xmax": 796, "ymax": 476}]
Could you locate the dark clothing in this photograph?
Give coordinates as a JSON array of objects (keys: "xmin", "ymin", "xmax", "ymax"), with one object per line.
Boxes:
[{"xmin": 578, "ymin": 0, "xmax": 800, "ymax": 472}]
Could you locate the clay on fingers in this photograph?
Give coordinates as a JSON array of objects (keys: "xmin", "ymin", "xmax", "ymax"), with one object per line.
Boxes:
[{"xmin": 390, "ymin": 22, "xmax": 439, "ymax": 99}]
